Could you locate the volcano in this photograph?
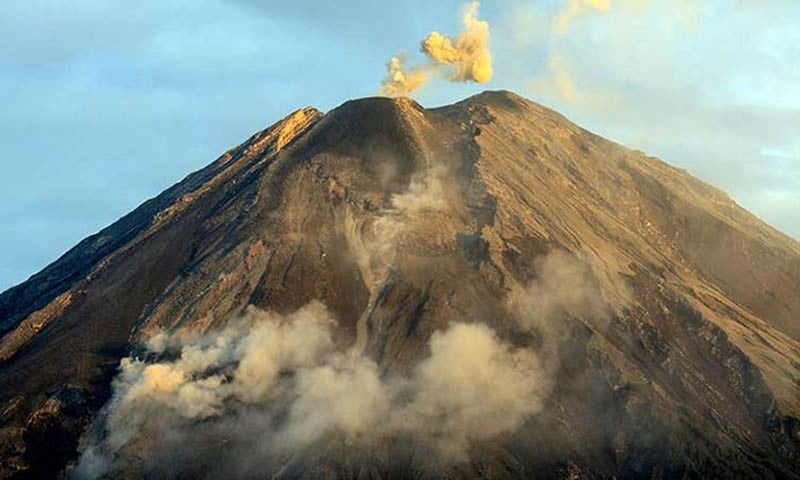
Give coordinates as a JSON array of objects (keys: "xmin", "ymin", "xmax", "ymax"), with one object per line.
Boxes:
[{"xmin": 0, "ymin": 91, "xmax": 798, "ymax": 479}]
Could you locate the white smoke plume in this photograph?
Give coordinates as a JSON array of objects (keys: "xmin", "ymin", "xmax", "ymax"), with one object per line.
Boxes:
[
  {"xmin": 72, "ymin": 303, "xmax": 547, "ymax": 478},
  {"xmin": 380, "ymin": 1, "xmax": 493, "ymax": 96},
  {"xmin": 391, "ymin": 323, "xmax": 545, "ymax": 459},
  {"xmin": 388, "ymin": 164, "xmax": 451, "ymax": 215},
  {"xmin": 509, "ymin": 250, "xmax": 611, "ymax": 330},
  {"xmin": 507, "ymin": 249, "xmax": 618, "ymax": 378},
  {"xmin": 353, "ymin": 164, "xmax": 454, "ymax": 288}
]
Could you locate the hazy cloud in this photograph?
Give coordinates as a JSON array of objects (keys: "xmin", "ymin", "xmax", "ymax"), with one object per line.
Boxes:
[
  {"xmin": 554, "ymin": 0, "xmax": 612, "ymax": 35},
  {"xmin": 498, "ymin": 0, "xmax": 800, "ymax": 238}
]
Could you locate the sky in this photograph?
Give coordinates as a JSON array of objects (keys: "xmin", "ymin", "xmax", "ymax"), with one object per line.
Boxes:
[{"xmin": 1, "ymin": 0, "xmax": 798, "ymax": 292}]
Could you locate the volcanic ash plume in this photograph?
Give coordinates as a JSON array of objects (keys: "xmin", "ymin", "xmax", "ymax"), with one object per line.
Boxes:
[
  {"xmin": 381, "ymin": 54, "xmax": 429, "ymax": 97},
  {"xmin": 421, "ymin": 1, "xmax": 493, "ymax": 83},
  {"xmin": 380, "ymin": 1, "xmax": 493, "ymax": 96}
]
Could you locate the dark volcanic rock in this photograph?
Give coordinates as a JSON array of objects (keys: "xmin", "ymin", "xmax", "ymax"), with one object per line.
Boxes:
[{"xmin": 0, "ymin": 91, "xmax": 798, "ymax": 478}]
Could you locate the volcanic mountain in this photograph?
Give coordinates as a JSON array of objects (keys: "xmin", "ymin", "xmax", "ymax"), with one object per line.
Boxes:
[{"xmin": 0, "ymin": 91, "xmax": 798, "ymax": 479}]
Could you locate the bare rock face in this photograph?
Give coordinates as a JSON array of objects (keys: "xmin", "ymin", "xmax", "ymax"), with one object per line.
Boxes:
[{"xmin": 0, "ymin": 91, "xmax": 798, "ymax": 478}]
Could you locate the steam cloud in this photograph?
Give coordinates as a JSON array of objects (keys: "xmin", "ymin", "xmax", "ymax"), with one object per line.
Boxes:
[
  {"xmin": 73, "ymin": 303, "xmax": 547, "ymax": 478},
  {"xmin": 380, "ymin": 1, "xmax": 493, "ymax": 96}
]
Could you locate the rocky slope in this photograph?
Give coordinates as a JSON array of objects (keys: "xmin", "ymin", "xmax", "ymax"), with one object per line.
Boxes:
[{"xmin": 0, "ymin": 91, "xmax": 798, "ymax": 478}]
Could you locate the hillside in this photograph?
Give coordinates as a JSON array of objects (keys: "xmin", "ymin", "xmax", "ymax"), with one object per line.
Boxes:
[{"xmin": 0, "ymin": 91, "xmax": 798, "ymax": 479}]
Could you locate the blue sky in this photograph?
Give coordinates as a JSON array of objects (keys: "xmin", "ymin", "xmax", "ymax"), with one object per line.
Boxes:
[{"xmin": 1, "ymin": 0, "xmax": 798, "ymax": 291}]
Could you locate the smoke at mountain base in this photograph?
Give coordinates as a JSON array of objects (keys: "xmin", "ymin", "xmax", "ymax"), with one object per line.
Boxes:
[{"xmin": 71, "ymin": 304, "xmax": 547, "ymax": 479}]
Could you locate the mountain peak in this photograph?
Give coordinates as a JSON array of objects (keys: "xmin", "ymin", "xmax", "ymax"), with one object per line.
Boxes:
[
  {"xmin": 328, "ymin": 95, "xmax": 425, "ymax": 116},
  {"xmin": 467, "ymin": 88, "xmax": 530, "ymax": 105}
]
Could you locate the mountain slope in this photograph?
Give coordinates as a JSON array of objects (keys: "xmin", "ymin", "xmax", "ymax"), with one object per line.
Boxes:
[{"xmin": 0, "ymin": 91, "xmax": 798, "ymax": 478}]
